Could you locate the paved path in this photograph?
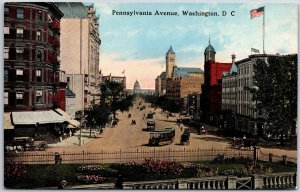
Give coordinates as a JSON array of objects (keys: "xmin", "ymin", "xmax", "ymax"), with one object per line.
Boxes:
[{"xmin": 46, "ymin": 98, "xmax": 296, "ymax": 159}]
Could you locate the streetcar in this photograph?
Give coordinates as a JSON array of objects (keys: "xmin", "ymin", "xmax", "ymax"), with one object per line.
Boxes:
[{"xmin": 148, "ymin": 128, "xmax": 175, "ymax": 146}]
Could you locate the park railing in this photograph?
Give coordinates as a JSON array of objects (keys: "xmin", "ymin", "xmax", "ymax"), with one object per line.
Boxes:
[
  {"xmin": 69, "ymin": 172, "xmax": 297, "ymax": 190},
  {"xmin": 4, "ymin": 148, "xmax": 253, "ymax": 164}
]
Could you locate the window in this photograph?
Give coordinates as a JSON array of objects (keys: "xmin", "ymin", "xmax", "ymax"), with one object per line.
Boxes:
[
  {"xmin": 37, "ymin": 11, "xmax": 43, "ymax": 21},
  {"xmin": 4, "ymin": 7, "xmax": 9, "ymax": 17},
  {"xmin": 37, "ymin": 49, "xmax": 42, "ymax": 60},
  {"xmin": 4, "ymin": 92, "xmax": 8, "ymax": 105},
  {"xmin": 17, "ymin": 27, "xmax": 23, "ymax": 39},
  {"xmin": 4, "ymin": 68, "xmax": 8, "ymax": 81},
  {"xmin": 16, "ymin": 47, "xmax": 24, "ymax": 60},
  {"xmin": 16, "ymin": 69, "xmax": 23, "ymax": 81},
  {"xmin": 36, "ymin": 69, "xmax": 42, "ymax": 82},
  {"xmin": 48, "ymin": 29, "xmax": 53, "ymax": 37},
  {"xmin": 37, "ymin": 30, "xmax": 42, "ymax": 41},
  {"xmin": 16, "ymin": 92, "xmax": 23, "ymax": 105},
  {"xmin": 36, "ymin": 90, "xmax": 42, "ymax": 103},
  {"xmin": 4, "ymin": 47, "xmax": 9, "ymax": 59},
  {"xmin": 17, "ymin": 8, "xmax": 24, "ymax": 19},
  {"xmin": 4, "ymin": 26, "xmax": 10, "ymax": 34}
]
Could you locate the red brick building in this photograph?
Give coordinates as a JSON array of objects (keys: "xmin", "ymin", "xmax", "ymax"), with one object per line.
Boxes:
[
  {"xmin": 4, "ymin": 2, "xmax": 64, "ymax": 112},
  {"xmin": 201, "ymin": 40, "xmax": 232, "ymax": 125},
  {"xmin": 3, "ymin": 3, "xmax": 73, "ymax": 142}
]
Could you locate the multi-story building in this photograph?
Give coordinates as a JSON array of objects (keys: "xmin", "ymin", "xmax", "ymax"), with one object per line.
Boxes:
[
  {"xmin": 4, "ymin": 2, "xmax": 63, "ymax": 112},
  {"xmin": 3, "ymin": 2, "xmax": 73, "ymax": 141},
  {"xmin": 55, "ymin": 2, "xmax": 101, "ymax": 111},
  {"xmin": 155, "ymin": 72, "xmax": 166, "ymax": 96},
  {"xmin": 163, "ymin": 46, "xmax": 204, "ymax": 109},
  {"xmin": 166, "ymin": 74, "xmax": 203, "ymax": 107},
  {"xmin": 102, "ymin": 74, "xmax": 126, "ymax": 90},
  {"xmin": 226, "ymin": 54, "xmax": 272, "ymax": 135},
  {"xmin": 221, "ymin": 54, "xmax": 238, "ymax": 131},
  {"xmin": 200, "ymin": 39, "xmax": 232, "ymax": 125},
  {"xmin": 221, "ymin": 54, "xmax": 294, "ymax": 136}
]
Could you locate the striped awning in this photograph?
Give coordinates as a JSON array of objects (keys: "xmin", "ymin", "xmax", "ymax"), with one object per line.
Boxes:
[
  {"xmin": 4, "ymin": 112, "xmax": 14, "ymax": 130},
  {"xmin": 12, "ymin": 110, "xmax": 67, "ymax": 125}
]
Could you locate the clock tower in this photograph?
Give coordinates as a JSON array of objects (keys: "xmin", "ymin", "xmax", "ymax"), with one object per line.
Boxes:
[{"xmin": 166, "ymin": 46, "xmax": 176, "ymax": 78}]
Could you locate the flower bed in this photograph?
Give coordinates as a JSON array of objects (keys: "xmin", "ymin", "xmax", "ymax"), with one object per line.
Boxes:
[
  {"xmin": 4, "ymin": 162, "xmax": 28, "ymax": 179},
  {"xmin": 77, "ymin": 175, "xmax": 106, "ymax": 184},
  {"xmin": 77, "ymin": 165, "xmax": 106, "ymax": 184}
]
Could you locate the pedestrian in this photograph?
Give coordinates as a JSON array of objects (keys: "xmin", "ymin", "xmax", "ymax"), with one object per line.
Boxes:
[
  {"xmin": 242, "ymin": 135, "xmax": 246, "ymax": 146},
  {"xmin": 114, "ymin": 174, "xmax": 123, "ymax": 189},
  {"xmin": 58, "ymin": 180, "xmax": 67, "ymax": 189},
  {"xmin": 233, "ymin": 136, "xmax": 236, "ymax": 147}
]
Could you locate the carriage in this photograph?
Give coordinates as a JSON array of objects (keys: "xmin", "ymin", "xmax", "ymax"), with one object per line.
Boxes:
[
  {"xmin": 147, "ymin": 112, "xmax": 154, "ymax": 119},
  {"xmin": 146, "ymin": 119, "xmax": 155, "ymax": 131},
  {"xmin": 6, "ymin": 137, "xmax": 48, "ymax": 152},
  {"xmin": 180, "ymin": 129, "xmax": 190, "ymax": 145},
  {"xmin": 232, "ymin": 138, "xmax": 257, "ymax": 149},
  {"xmin": 148, "ymin": 128, "xmax": 175, "ymax": 146}
]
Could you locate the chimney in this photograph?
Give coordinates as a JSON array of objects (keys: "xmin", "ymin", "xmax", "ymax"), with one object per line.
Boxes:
[{"xmin": 231, "ymin": 53, "xmax": 236, "ymax": 63}]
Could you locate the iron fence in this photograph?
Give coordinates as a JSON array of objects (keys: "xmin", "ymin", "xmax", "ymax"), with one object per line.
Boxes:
[
  {"xmin": 4, "ymin": 148, "xmax": 254, "ymax": 164},
  {"xmin": 257, "ymin": 149, "xmax": 297, "ymax": 164}
]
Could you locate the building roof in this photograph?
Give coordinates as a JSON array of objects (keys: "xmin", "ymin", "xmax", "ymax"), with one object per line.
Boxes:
[
  {"xmin": 172, "ymin": 67, "xmax": 204, "ymax": 77},
  {"xmin": 55, "ymin": 2, "xmax": 88, "ymax": 18},
  {"xmin": 205, "ymin": 38, "xmax": 216, "ymax": 53},
  {"xmin": 160, "ymin": 72, "xmax": 166, "ymax": 80},
  {"xmin": 166, "ymin": 46, "xmax": 175, "ymax": 55},
  {"xmin": 66, "ymin": 87, "xmax": 76, "ymax": 97},
  {"xmin": 229, "ymin": 63, "xmax": 238, "ymax": 74}
]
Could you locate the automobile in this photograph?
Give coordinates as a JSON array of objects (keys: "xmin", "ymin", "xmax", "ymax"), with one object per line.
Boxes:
[{"xmin": 148, "ymin": 128, "xmax": 175, "ymax": 146}]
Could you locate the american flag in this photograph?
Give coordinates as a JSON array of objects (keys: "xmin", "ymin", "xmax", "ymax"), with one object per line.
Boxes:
[{"xmin": 250, "ymin": 7, "xmax": 264, "ymax": 19}]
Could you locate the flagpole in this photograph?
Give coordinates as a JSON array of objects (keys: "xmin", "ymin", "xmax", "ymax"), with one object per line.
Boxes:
[{"xmin": 263, "ymin": 6, "xmax": 265, "ymax": 54}]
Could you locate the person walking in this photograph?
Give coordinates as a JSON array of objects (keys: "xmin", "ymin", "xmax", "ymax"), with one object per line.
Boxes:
[{"xmin": 114, "ymin": 174, "xmax": 123, "ymax": 189}]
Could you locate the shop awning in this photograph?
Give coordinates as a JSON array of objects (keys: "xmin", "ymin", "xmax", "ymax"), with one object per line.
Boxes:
[
  {"xmin": 54, "ymin": 108, "xmax": 80, "ymax": 128},
  {"xmin": 4, "ymin": 112, "xmax": 14, "ymax": 130},
  {"xmin": 12, "ymin": 110, "xmax": 67, "ymax": 125}
]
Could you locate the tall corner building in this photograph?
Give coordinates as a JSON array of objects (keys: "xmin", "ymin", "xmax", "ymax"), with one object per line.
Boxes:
[
  {"xmin": 201, "ymin": 39, "xmax": 232, "ymax": 125},
  {"xmin": 55, "ymin": 2, "xmax": 101, "ymax": 113}
]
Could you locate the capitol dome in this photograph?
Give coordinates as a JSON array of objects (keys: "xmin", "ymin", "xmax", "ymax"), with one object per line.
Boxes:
[{"xmin": 133, "ymin": 80, "xmax": 141, "ymax": 93}]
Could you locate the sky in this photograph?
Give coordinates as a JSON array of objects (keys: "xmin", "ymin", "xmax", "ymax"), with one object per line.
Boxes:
[{"xmin": 92, "ymin": 3, "xmax": 298, "ymax": 89}]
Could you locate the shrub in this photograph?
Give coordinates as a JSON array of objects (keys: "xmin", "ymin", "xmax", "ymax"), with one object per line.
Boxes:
[
  {"xmin": 213, "ymin": 154, "xmax": 252, "ymax": 164},
  {"xmin": 180, "ymin": 163, "xmax": 218, "ymax": 177}
]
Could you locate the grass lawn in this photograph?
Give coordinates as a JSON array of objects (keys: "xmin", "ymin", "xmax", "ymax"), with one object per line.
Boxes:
[{"xmin": 4, "ymin": 161, "xmax": 296, "ymax": 189}]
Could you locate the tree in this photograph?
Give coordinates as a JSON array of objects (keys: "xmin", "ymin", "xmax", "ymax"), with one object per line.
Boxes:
[
  {"xmin": 85, "ymin": 103, "xmax": 112, "ymax": 129},
  {"xmin": 253, "ymin": 54, "xmax": 297, "ymax": 137},
  {"xmin": 100, "ymin": 80, "xmax": 133, "ymax": 119}
]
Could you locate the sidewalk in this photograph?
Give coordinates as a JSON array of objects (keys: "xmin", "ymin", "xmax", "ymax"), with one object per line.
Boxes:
[{"xmin": 48, "ymin": 129, "xmax": 99, "ymax": 148}]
